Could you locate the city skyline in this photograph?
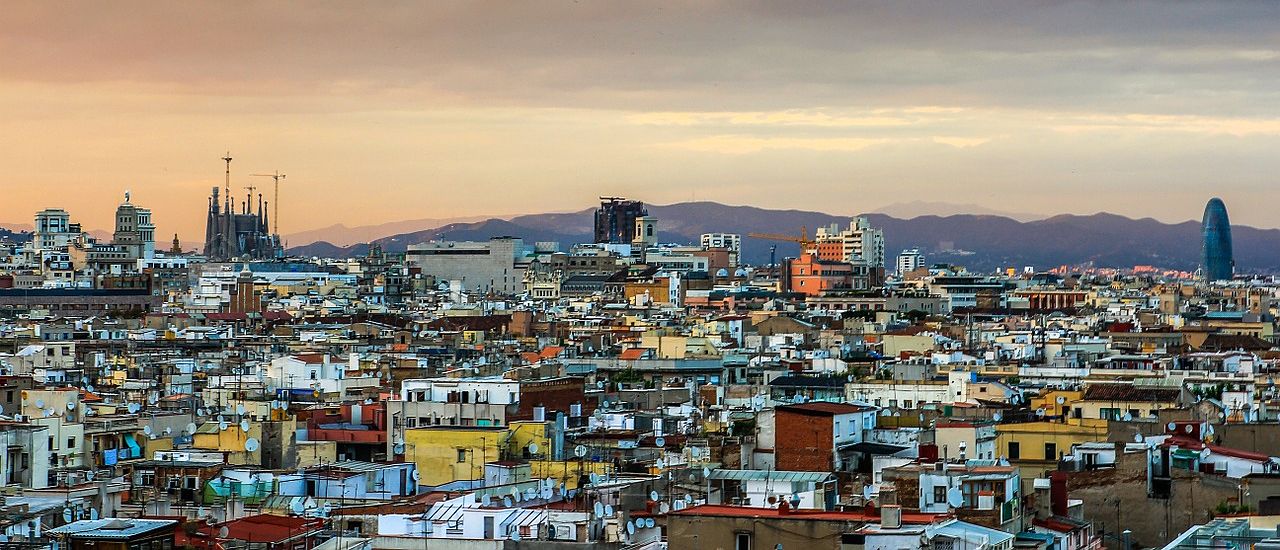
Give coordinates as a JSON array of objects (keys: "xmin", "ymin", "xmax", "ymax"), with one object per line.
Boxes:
[{"xmin": 5, "ymin": 2, "xmax": 1280, "ymax": 242}]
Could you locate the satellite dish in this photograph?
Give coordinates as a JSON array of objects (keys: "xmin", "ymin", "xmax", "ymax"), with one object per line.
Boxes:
[
  {"xmin": 627, "ymin": 521, "xmax": 636, "ymax": 535},
  {"xmin": 85, "ymin": 471, "xmax": 95, "ymax": 481},
  {"xmin": 244, "ymin": 438, "xmax": 260, "ymax": 452},
  {"xmin": 594, "ymin": 502, "xmax": 604, "ymax": 517},
  {"xmin": 198, "ymin": 408, "xmax": 208, "ymax": 416},
  {"xmin": 90, "ymin": 508, "xmax": 99, "ymax": 520},
  {"xmin": 45, "ymin": 408, "xmax": 54, "ymax": 417},
  {"xmin": 147, "ymin": 393, "xmax": 158, "ymax": 405},
  {"xmin": 236, "ymin": 404, "xmax": 246, "ymax": 415},
  {"xmin": 482, "ymin": 494, "xmax": 492, "ymax": 506},
  {"xmin": 86, "ymin": 385, "xmax": 95, "ymax": 394},
  {"xmin": 393, "ymin": 443, "xmax": 406, "ymax": 455},
  {"xmin": 589, "ymin": 473, "xmax": 600, "ymax": 484},
  {"xmin": 1122, "ymin": 413, "xmax": 1133, "ymax": 422},
  {"xmin": 291, "ymin": 500, "xmax": 305, "ymax": 514},
  {"xmin": 34, "ymin": 400, "xmax": 44, "ymax": 409},
  {"xmin": 947, "ymin": 487, "xmax": 964, "ymax": 507},
  {"xmin": 655, "ymin": 437, "xmax": 666, "ymax": 447},
  {"xmin": 143, "ymin": 425, "xmax": 153, "ymax": 436},
  {"xmin": 528, "ymin": 443, "xmax": 539, "ymax": 454},
  {"xmin": 217, "ymin": 415, "xmax": 225, "ymax": 423},
  {"xmin": 127, "ymin": 403, "xmax": 140, "ymax": 414},
  {"xmin": 62, "ymin": 508, "xmax": 72, "ymax": 522},
  {"xmin": 1185, "ymin": 425, "xmax": 1195, "ymax": 434},
  {"xmin": 1133, "ymin": 433, "xmax": 1143, "ymax": 443},
  {"xmin": 66, "ymin": 402, "xmax": 76, "ymax": 411},
  {"xmin": 575, "ymin": 445, "xmax": 588, "ymax": 458},
  {"xmin": 218, "ymin": 421, "xmax": 229, "ymax": 431},
  {"xmin": 1167, "ymin": 422, "xmax": 1177, "ymax": 431},
  {"xmin": 503, "ymin": 496, "xmax": 513, "ymax": 507},
  {"xmin": 411, "ymin": 470, "xmax": 420, "ymax": 482},
  {"xmin": 1035, "ymin": 408, "xmax": 1046, "ymax": 418},
  {"xmin": 647, "ymin": 518, "xmax": 657, "ymax": 528},
  {"xmin": 655, "ymin": 459, "xmax": 665, "ymax": 469},
  {"xmin": 544, "ymin": 478, "xmax": 556, "ymax": 488},
  {"xmin": 164, "ymin": 427, "xmax": 172, "ymax": 435},
  {"xmin": 658, "ymin": 504, "xmax": 669, "ymax": 515},
  {"xmin": 684, "ymin": 494, "xmax": 693, "ymax": 504},
  {"xmin": 149, "ymin": 434, "xmax": 157, "ymax": 440},
  {"xmin": 650, "ymin": 490, "xmax": 660, "ymax": 501},
  {"xmin": 218, "ymin": 527, "xmax": 230, "ymax": 538},
  {"xmin": 510, "ymin": 530, "xmax": 521, "ymax": 542},
  {"xmin": 240, "ymin": 419, "xmax": 250, "ymax": 432},
  {"xmin": 703, "ymin": 467, "xmax": 712, "ymax": 478},
  {"xmin": 541, "ymin": 487, "xmax": 553, "ymax": 500},
  {"xmin": 1056, "ymin": 396, "xmax": 1066, "ymax": 405},
  {"xmin": 604, "ymin": 504, "xmax": 614, "ymax": 517},
  {"xmin": 992, "ymin": 412, "xmax": 1003, "ymax": 422},
  {"xmin": 322, "ymin": 503, "xmax": 333, "ymax": 516}
]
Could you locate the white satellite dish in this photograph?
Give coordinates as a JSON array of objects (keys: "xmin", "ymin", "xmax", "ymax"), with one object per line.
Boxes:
[
  {"xmin": 655, "ymin": 459, "xmax": 666, "ymax": 469},
  {"xmin": 604, "ymin": 504, "xmax": 614, "ymax": 517},
  {"xmin": 291, "ymin": 500, "xmax": 305, "ymax": 514},
  {"xmin": 143, "ymin": 425, "xmax": 153, "ymax": 436},
  {"xmin": 503, "ymin": 496, "xmax": 513, "ymax": 507},
  {"xmin": 1133, "ymin": 433, "xmax": 1143, "ymax": 443},
  {"xmin": 544, "ymin": 478, "xmax": 556, "ymax": 488},
  {"xmin": 684, "ymin": 495, "xmax": 693, "ymax": 504},
  {"xmin": 594, "ymin": 502, "xmax": 604, "ymax": 517},
  {"xmin": 198, "ymin": 408, "xmax": 208, "ymax": 416},
  {"xmin": 149, "ymin": 434, "xmax": 157, "ymax": 440},
  {"xmin": 62, "ymin": 508, "xmax": 72, "ymax": 522},
  {"xmin": 946, "ymin": 487, "xmax": 964, "ymax": 507},
  {"xmin": 482, "ymin": 494, "xmax": 492, "ymax": 506},
  {"xmin": 240, "ymin": 419, "xmax": 250, "ymax": 432},
  {"xmin": 45, "ymin": 408, "xmax": 54, "ymax": 417},
  {"xmin": 575, "ymin": 445, "xmax": 588, "ymax": 458},
  {"xmin": 218, "ymin": 421, "xmax": 229, "ymax": 431},
  {"xmin": 127, "ymin": 403, "xmax": 140, "ymax": 414},
  {"xmin": 1167, "ymin": 421, "xmax": 1177, "ymax": 431},
  {"xmin": 528, "ymin": 443, "xmax": 539, "ymax": 454},
  {"xmin": 66, "ymin": 402, "xmax": 76, "ymax": 411},
  {"xmin": 148, "ymin": 393, "xmax": 158, "ymax": 405},
  {"xmin": 90, "ymin": 508, "xmax": 99, "ymax": 520},
  {"xmin": 217, "ymin": 415, "xmax": 225, "ymax": 423},
  {"xmin": 164, "ymin": 427, "xmax": 172, "ymax": 435},
  {"xmin": 655, "ymin": 437, "xmax": 666, "ymax": 447},
  {"xmin": 1056, "ymin": 396, "xmax": 1066, "ymax": 405},
  {"xmin": 393, "ymin": 443, "xmax": 405, "ymax": 455},
  {"xmin": 1122, "ymin": 413, "xmax": 1133, "ymax": 422},
  {"xmin": 703, "ymin": 467, "xmax": 711, "ymax": 477},
  {"xmin": 86, "ymin": 385, "xmax": 95, "ymax": 394},
  {"xmin": 541, "ymin": 487, "xmax": 553, "ymax": 500},
  {"xmin": 510, "ymin": 530, "xmax": 521, "ymax": 542},
  {"xmin": 992, "ymin": 412, "xmax": 1003, "ymax": 422},
  {"xmin": 218, "ymin": 526, "xmax": 230, "ymax": 538},
  {"xmin": 627, "ymin": 521, "xmax": 636, "ymax": 535},
  {"xmin": 244, "ymin": 438, "xmax": 260, "ymax": 452},
  {"xmin": 658, "ymin": 504, "xmax": 669, "ymax": 515},
  {"xmin": 236, "ymin": 404, "xmax": 246, "ymax": 415},
  {"xmin": 34, "ymin": 400, "xmax": 44, "ymax": 409},
  {"xmin": 411, "ymin": 469, "xmax": 420, "ymax": 482},
  {"xmin": 649, "ymin": 490, "xmax": 660, "ymax": 501},
  {"xmin": 589, "ymin": 473, "xmax": 600, "ymax": 484},
  {"xmin": 1200, "ymin": 448, "xmax": 1212, "ymax": 460}
]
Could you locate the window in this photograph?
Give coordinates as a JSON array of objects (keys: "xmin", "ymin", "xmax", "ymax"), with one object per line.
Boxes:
[
  {"xmin": 457, "ymin": 449, "xmax": 468, "ymax": 463},
  {"xmin": 1008, "ymin": 442, "xmax": 1020, "ymax": 460},
  {"xmin": 1045, "ymin": 443, "xmax": 1057, "ymax": 460},
  {"xmin": 735, "ymin": 532, "xmax": 751, "ymax": 550},
  {"xmin": 67, "ymin": 437, "xmax": 75, "ymax": 449},
  {"xmin": 934, "ymin": 485, "xmax": 948, "ymax": 504}
]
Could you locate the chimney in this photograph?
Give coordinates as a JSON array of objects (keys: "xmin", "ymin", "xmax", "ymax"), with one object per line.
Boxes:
[
  {"xmin": 777, "ymin": 498, "xmax": 790, "ymax": 515},
  {"xmin": 881, "ymin": 505, "xmax": 902, "ymax": 529},
  {"xmin": 1050, "ymin": 471, "xmax": 1069, "ymax": 517}
]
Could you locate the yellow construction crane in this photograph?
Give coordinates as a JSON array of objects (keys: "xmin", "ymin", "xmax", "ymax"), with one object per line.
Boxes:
[
  {"xmin": 747, "ymin": 226, "xmax": 815, "ymax": 248},
  {"xmin": 250, "ymin": 171, "xmax": 286, "ymax": 235}
]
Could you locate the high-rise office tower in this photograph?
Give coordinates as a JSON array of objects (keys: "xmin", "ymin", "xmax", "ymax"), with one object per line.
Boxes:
[{"xmin": 1201, "ymin": 197, "xmax": 1234, "ymax": 281}]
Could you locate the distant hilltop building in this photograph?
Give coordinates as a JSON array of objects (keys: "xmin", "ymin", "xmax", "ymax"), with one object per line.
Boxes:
[
  {"xmin": 1200, "ymin": 197, "xmax": 1234, "ymax": 281},
  {"xmin": 594, "ymin": 197, "xmax": 647, "ymax": 244},
  {"xmin": 203, "ymin": 153, "xmax": 282, "ymax": 261}
]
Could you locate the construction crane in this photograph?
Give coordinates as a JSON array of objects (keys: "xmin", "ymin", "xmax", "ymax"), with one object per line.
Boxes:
[
  {"xmin": 747, "ymin": 226, "xmax": 816, "ymax": 249},
  {"xmin": 250, "ymin": 171, "xmax": 286, "ymax": 235}
]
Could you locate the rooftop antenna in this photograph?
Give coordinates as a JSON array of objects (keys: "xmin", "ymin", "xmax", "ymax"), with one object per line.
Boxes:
[{"xmin": 251, "ymin": 171, "xmax": 286, "ymax": 234}]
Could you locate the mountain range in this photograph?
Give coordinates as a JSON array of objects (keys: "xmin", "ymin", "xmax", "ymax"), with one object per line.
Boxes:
[{"xmin": 286, "ymin": 201, "xmax": 1280, "ymax": 273}]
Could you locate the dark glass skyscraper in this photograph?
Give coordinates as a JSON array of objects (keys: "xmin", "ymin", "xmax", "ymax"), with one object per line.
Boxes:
[{"xmin": 1201, "ymin": 197, "xmax": 1234, "ymax": 281}]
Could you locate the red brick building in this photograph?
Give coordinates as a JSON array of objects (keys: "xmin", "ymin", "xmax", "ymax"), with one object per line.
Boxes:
[
  {"xmin": 781, "ymin": 253, "xmax": 855, "ymax": 296},
  {"xmin": 775, "ymin": 402, "xmax": 876, "ymax": 472}
]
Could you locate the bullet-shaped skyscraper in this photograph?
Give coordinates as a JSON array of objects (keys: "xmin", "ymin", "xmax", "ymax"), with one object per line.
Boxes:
[{"xmin": 1201, "ymin": 197, "xmax": 1234, "ymax": 281}]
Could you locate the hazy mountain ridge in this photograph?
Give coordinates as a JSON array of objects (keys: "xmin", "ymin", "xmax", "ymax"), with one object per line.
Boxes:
[{"xmin": 285, "ymin": 202, "xmax": 1280, "ymax": 272}]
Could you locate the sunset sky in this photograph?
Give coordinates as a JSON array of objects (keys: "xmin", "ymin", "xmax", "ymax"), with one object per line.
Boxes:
[{"xmin": 4, "ymin": 2, "xmax": 1280, "ymax": 243}]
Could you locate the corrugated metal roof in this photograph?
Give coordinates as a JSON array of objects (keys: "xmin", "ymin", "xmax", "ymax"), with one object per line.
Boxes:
[
  {"xmin": 706, "ymin": 469, "xmax": 833, "ymax": 483},
  {"xmin": 48, "ymin": 519, "xmax": 176, "ymax": 540}
]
